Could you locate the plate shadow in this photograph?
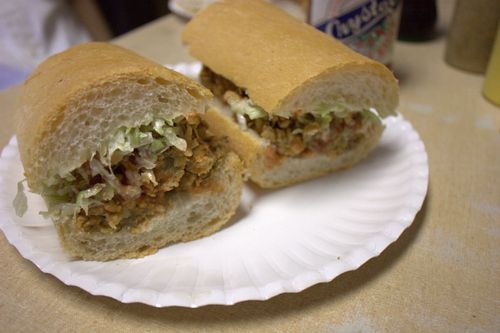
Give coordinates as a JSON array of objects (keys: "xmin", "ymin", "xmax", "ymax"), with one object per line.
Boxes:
[{"xmin": 66, "ymin": 186, "xmax": 429, "ymax": 324}]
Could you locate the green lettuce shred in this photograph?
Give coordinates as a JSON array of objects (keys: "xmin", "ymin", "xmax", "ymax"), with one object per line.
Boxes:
[
  {"xmin": 75, "ymin": 183, "xmax": 106, "ymax": 215},
  {"xmin": 312, "ymin": 102, "xmax": 353, "ymax": 127},
  {"xmin": 152, "ymin": 119, "xmax": 187, "ymax": 151},
  {"xmin": 229, "ymin": 98, "xmax": 377, "ymax": 130},
  {"xmin": 228, "ymin": 98, "xmax": 268, "ymax": 120},
  {"xmin": 16, "ymin": 117, "xmax": 189, "ymax": 220},
  {"xmin": 13, "ymin": 179, "xmax": 28, "ymax": 217},
  {"xmin": 101, "ymin": 118, "xmax": 186, "ymax": 166}
]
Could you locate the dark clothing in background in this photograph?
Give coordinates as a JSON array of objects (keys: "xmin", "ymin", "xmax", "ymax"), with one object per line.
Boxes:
[{"xmin": 97, "ymin": 0, "xmax": 169, "ymax": 37}]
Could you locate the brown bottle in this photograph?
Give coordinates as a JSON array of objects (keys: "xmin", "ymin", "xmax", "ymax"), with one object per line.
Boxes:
[
  {"xmin": 398, "ymin": 0, "xmax": 437, "ymax": 41},
  {"xmin": 445, "ymin": 0, "xmax": 500, "ymax": 73}
]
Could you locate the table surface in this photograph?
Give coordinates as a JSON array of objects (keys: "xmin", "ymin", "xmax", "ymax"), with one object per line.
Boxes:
[{"xmin": 1, "ymin": 2, "xmax": 499, "ymax": 332}]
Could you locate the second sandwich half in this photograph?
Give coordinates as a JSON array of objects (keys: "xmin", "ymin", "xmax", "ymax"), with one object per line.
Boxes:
[{"xmin": 182, "ymin": 0, "xmax": 399, "ymax": 188}]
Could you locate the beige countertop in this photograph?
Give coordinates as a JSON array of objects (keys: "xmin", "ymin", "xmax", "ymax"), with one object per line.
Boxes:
[{"xmin": 1, "ymin": 2, "xmax": 499, "ymax": 332}]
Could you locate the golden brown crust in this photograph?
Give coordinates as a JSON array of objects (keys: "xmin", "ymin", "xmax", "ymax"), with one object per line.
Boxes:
[
  {"xmin": 15, "ymin": 42, "xmax": 211, "ymax": 191},
  {"xmin": 182, "ymin": 0, "xmax": 398, "ymax": 116}
]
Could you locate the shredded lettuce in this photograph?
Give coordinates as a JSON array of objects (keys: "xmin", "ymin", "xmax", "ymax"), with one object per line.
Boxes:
[
  {"xmin": 314, "ymin": 104, "xmax": 333, "ymax": 126},
  {"xmin": 24, "ymin": 117, "xmax": 189, "ymax": 220},
  {"xmin": 104, "ymin": 129, "xmax": 133, "ymax": 165},
  {"xmin": 152, "ymin": 119, "xmax": 187, "ymax": 151},
  {"xmin": 83, "ymin": 117, "xmax": 187, "ymax": 206},
  {"xmin": 44, "ymin": 184, "xmax": 115, "ymax": 218},
  {"xmin": 228, "ymin": 98, "xmax": 268, "ymax": 120},
  {"xmin": 13, "ymin": 179, "xmax": 28, "ymax": 217},
  {"xmin": 75, "ymin": 183, "xmax": 106, "ymax": 215},
  {"xmin": 164, "ymin": 128, "xmax": 187, "ymax": 151},
  {"xmin": 151, "ymin": 139, "xmax": 166, "ymax": 153},
  {"xmin": 100, "ymin": 119, "xmax": 186, "ymax": 167},
  {"xmin": 99, "ymin": 185, "xmax": 115, "ymax": 201},
  {"xmin": 312, "ymin": 102, "xmax": 353, "ymax": 127},
  {"xmin": 229, "ymin": 98, "xmax": 372, "ymax": 130},
  {"xmin": 360, "ymin": 109, "xmax": 379, "ymax": 122},
  {"xmin": 359, "ymin": 109, "xmax": 382, "ymax": 132}
]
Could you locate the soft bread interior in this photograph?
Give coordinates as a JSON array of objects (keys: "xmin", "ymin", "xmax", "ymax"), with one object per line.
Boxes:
[{"xmin": 55, "ymin": 152, "xmax": 243, "ymax": 261}]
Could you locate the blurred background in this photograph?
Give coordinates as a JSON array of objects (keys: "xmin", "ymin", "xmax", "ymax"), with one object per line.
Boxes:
[
  {"xmin": 0, "ymin": 0, "xmax": 170, "ymax": 90},
  {"xmin": 1, "ymin": 0, "xmax": 499, "ymax": 105}
]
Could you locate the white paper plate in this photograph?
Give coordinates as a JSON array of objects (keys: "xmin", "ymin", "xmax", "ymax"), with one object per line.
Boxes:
[{"xmin": 0, "ymin": 64, "xmax": 428, "ymax": 308}]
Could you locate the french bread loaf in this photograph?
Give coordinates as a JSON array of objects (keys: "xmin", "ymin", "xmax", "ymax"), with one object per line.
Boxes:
[{"xmin": 183, "ymin": 0, "xmax": 398, "ymax": 188}]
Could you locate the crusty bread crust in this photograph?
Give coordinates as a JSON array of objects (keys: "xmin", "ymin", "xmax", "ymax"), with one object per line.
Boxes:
[
  {"xmin": 15, "ymin": 42, "xmax": 212, "ymax": 192},
  {"xmin": 182, "ymin": 0, "xmax": 398, "ymax": 117},
  {"xmin": 184, "ymin": 0, "xmax": 396, "ymax": 188},
  {"xmin": 204, "ymin": 106, "xmax": 383, "ymax": 188}
]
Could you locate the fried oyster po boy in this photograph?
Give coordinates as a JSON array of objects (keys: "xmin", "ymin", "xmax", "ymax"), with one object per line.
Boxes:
[
  {"xmin": 182, "ymin": 0, "xmax": 399, "ymax": 188},
  {"xmin": 15, "ymin": 43, "xmax": 243, "ymax": 261}
]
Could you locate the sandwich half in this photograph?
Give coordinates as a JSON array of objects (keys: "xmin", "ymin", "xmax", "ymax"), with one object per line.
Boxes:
[
  {"xmin": 182, "ymin": 0, "xmax": 399, "ymax": 188},
  {"xmin": 15, "ymin": 42, "xmax": 243, "ymax": 261}
]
